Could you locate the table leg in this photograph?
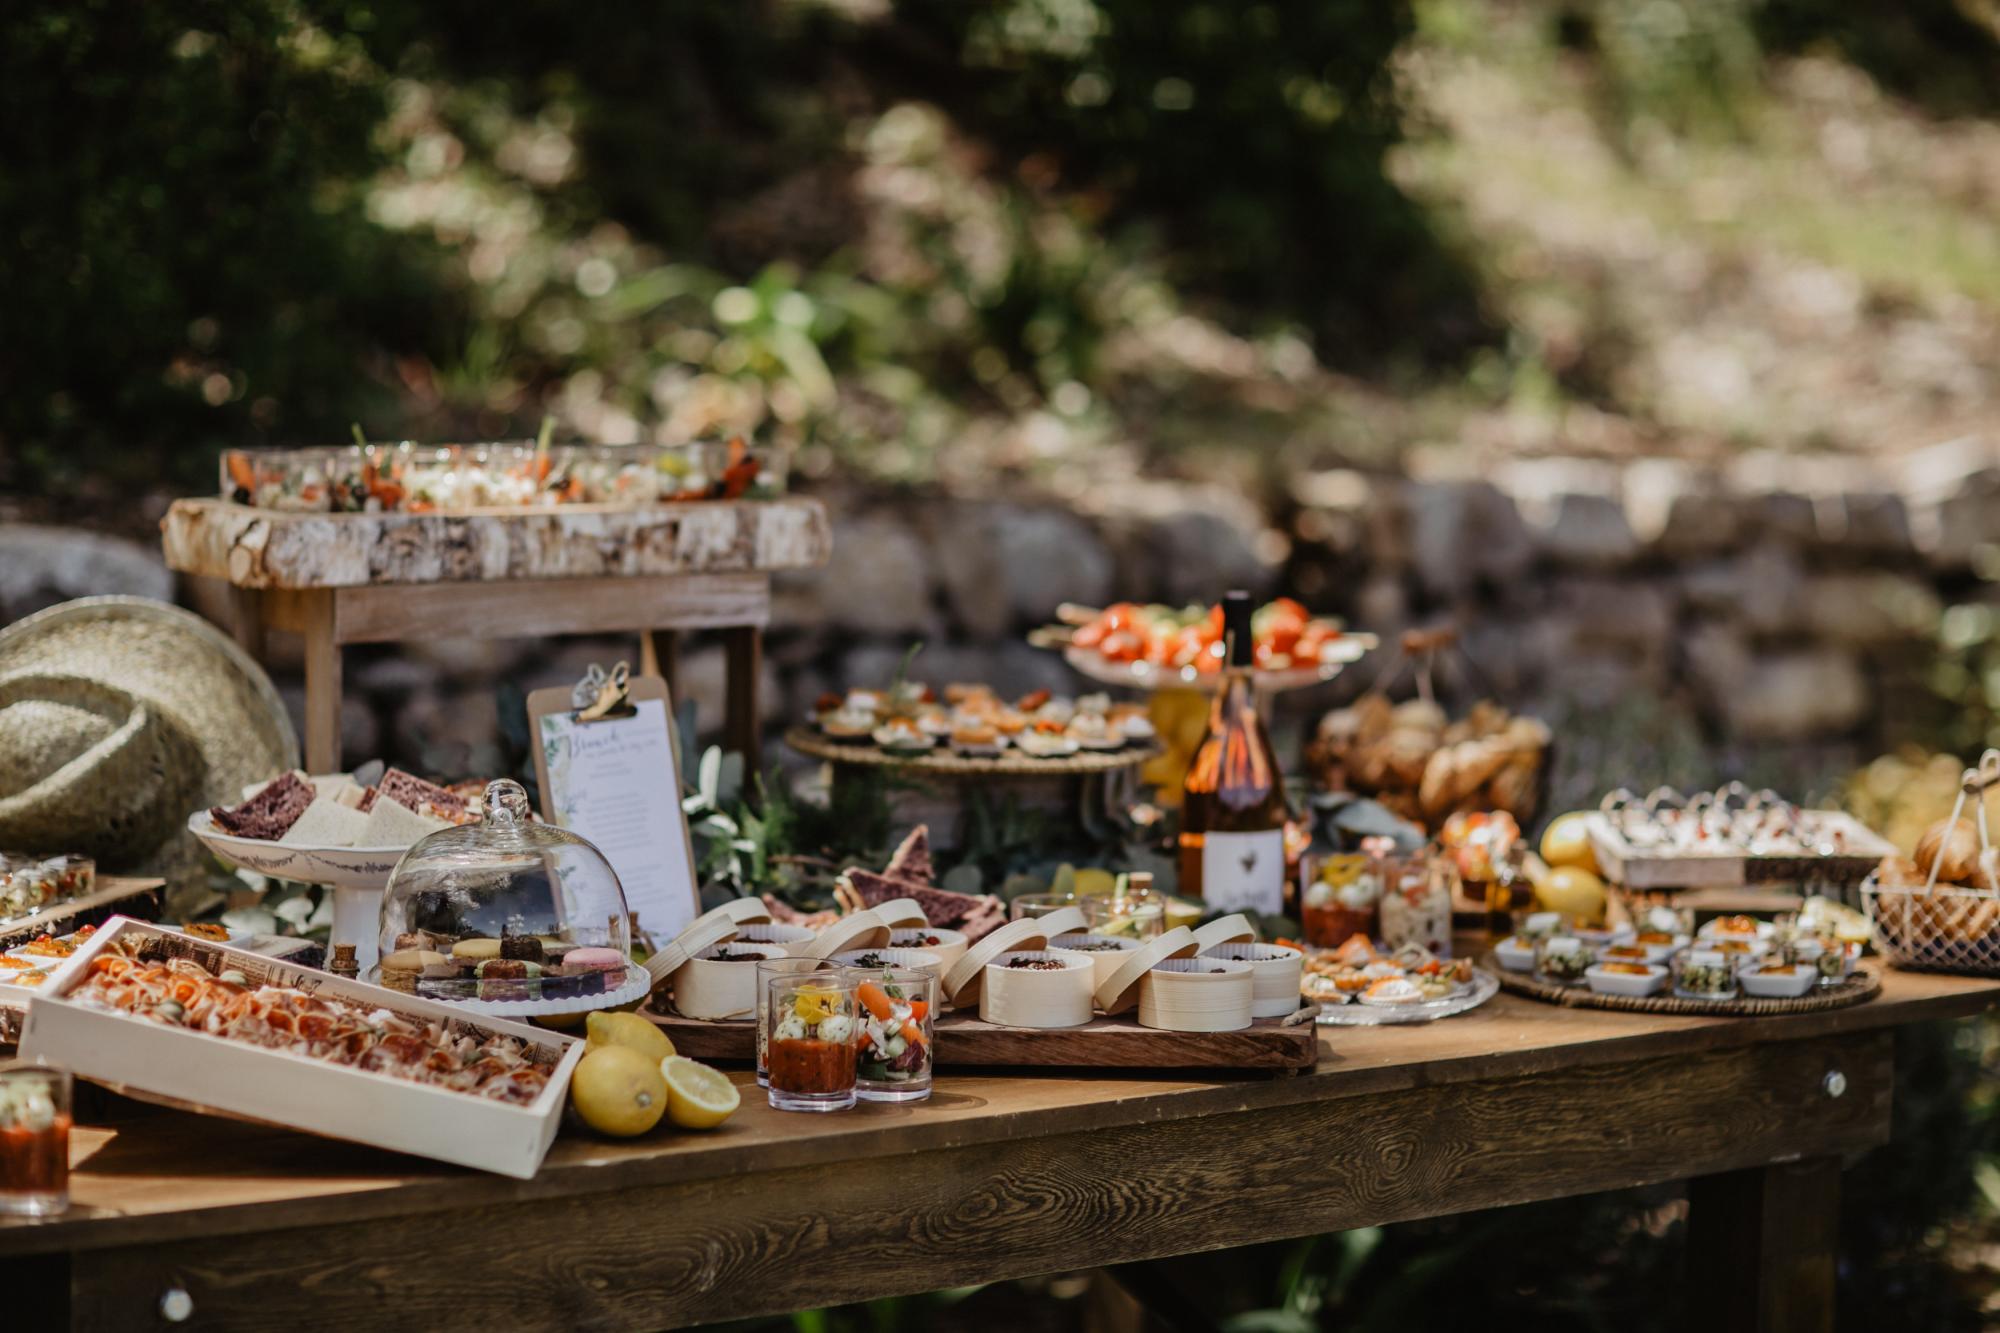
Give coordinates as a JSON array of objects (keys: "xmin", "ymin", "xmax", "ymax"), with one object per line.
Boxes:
[
  {"xmin": 722, "ymin": 624, "xmax": 762, "ymax": 761},
  {"xmin": 228, "ymin": 585, "xmax": 266, "ymax": 662},
  {"xmin": 639, "ymin": 628, "xmax": 680, "ymax": 697},
  {"xmin": 300, "ymin": 590, "xmax": 343, "ymax": 773},
  {"xmin": 1686, "ymin": 1155, "xmax": 1841, "ymax": 1333}
]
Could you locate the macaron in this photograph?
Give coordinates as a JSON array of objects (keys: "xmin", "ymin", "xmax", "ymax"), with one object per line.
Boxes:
[
  {"xmin": 452, "ymin": 938, "xmax": 502, "ymax": 962},
  {"xmin": 561, "ymin": 947, "xmax": 626, "ymax": 974}
]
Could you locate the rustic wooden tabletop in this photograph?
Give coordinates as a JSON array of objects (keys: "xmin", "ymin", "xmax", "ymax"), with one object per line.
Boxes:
[{"xmin": 5, "ymin": 968, "xmax": 1996, "ymax": 1331}]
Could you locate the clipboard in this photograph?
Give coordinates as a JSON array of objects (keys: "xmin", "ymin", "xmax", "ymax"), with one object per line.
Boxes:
[{"xmin": 526, "ymin": 662, "xmax": 704, "ymax": 944}]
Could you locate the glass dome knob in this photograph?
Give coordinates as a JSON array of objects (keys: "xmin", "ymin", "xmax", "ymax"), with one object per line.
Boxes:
[{"xmin": 483, "ymin": 779, "xmax": 532, "ymax": 824}]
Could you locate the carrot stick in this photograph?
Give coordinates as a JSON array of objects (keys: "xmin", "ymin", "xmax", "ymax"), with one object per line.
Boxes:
[{"xmin": 857, "ymin": 982, "xmax": 894, "ymax": 1021}]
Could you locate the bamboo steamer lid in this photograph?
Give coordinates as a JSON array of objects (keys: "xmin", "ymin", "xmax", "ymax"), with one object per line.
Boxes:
[
  {"xmin": 1191, "ymin": 913, "xmax": 1257, "ymax": 952},
  {"xmin": 685, "ymin": 896, "xmax": 775, "ymax": 936},
  {"xmin": 1048, "ymin": 932, "xmax": 1142, "ymax": 991},
  {"xmin": 1138, "ymin": 956, "xmax": 1255, "ymax": 1032},
  {"xmin": 735, "ymin": 922, "xmax": 818, "ymax": 956},
  {"xmin": 980, "ymin": 951, "xmax": 1095, "ymax": 1029},
  {"xmin": 828, "ymin": 946, "xmax": 945, "ymax": 978},
  {"xmin": 644, "ymin": 911, "xmax": 742, "ymax": 990},
  {"xmin": 1030, "ymin": 905, "xmax": 1089, "ymax": 938},
  {"xmin": 866, "ymin": 897, "xmax": 931, "ymax": 930},
  {"xmin": 674, "ymin": 941, "xmax": 788, "ymax": 1020},
  {"xmin": 888, "ymin": 926, "xmax": 968, "ymax": 969},
  {"xmin": 942, "ymin": 917, "xmax": 1051, "ymax": 1005},
  {"xmin": 1093, "ymin": 926, "xmax": 1200, "ymax": 1016},
  {"xmin": 1200, "ymin": 941, "xmax": 1305, "ymax": 1019},
  {"xmin": 804, "ymin": 909, "xmax": 893, "ymax": 960}
]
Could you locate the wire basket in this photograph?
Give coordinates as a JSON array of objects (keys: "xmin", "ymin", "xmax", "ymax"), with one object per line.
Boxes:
[{"xmin": 1863, "ymin": 750, "xmax": 2000, "ymax": 977}]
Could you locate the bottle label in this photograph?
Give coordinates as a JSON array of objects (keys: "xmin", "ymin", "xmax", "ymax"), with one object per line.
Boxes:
[{"xmin": 1200, "ymin": 831, "xmax": 1287, "ymax": 915}]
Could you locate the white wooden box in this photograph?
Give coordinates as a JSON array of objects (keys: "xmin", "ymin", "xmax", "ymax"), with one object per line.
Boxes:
[{"xmin": 19, "ymin": 917, "xmax": 581, "ymax": 1179}]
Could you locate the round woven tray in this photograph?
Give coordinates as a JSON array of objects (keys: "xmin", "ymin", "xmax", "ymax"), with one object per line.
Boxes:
[
  {"xmin": 1484, "ymin": 954, "xmax": 1882, "ymax": 1016},
  {"xmin": 784, "ymin": 727, "xmax": 1157, "ymax": 778}
]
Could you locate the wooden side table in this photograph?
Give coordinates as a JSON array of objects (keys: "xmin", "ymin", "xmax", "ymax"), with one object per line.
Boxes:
[{"xmin": 160, "ymin": 497, "xmax": 831, "ymax": 771}]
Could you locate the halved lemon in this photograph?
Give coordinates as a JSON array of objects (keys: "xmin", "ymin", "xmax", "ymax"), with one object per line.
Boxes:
[{"xmin": 661, "ymin": 1056, "xmax": 740, "ymax": 1131}]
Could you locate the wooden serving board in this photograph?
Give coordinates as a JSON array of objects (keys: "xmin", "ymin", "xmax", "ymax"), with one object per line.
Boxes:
[
  {"xmin": 0, "ymin": 877, "xmax": 164, "ymax": 952},
  {"xmin": 784, "ymin": 727, "xmax": 1158, "ymax": 778},
  {"xmin": 1486, "ymin": 954, "xmax": 1882, "ymax": 1017},
  {"xmin": 644, "ymin": 1003, "xmax": 1319, "ymax": 1074}
]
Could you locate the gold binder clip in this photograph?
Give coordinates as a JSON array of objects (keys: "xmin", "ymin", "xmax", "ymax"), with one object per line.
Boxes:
[{"xmin": 573, "ymin": 661, "xmax": 636, "ymax": 723}]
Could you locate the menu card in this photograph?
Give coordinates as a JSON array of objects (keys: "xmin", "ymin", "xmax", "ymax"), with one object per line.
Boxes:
[{"xmin": 532, "ymin": 691, "xmax": 700, "ymax": 943}]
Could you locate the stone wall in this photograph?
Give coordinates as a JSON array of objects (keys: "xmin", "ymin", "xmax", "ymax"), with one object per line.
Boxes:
[{"xmin": 6, "ymin": 432, "xmax": 1998, "ymax": 789}]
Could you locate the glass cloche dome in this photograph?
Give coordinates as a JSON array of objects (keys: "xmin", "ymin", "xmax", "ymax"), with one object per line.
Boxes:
[{"xmin": 374, "ymin": 780, "xmax": 639, "ymax": 1010}]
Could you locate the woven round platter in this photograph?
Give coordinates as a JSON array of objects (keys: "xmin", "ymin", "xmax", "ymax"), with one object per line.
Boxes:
[
  {"xmin": 785, "ymin": 727, "xmax": 1158, "ymax": 777},
  {"xmin": 1484, "ymin": 954, "xmax": 1883, "ymax": 1016}
]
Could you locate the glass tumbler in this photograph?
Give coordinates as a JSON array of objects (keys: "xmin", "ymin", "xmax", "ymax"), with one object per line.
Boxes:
[
  {"xmin": 844, "ymin": 965, "xmax": 937, "ymax": 1103},
  {"xmin": 764, "ymin": 973, "xmax": 860, "ymax": 1113},
  {"xmin": 754, "ymin": 956, "xmax": 824, "ymax": 1088},
  {"xmin": 1081, "ymin": 888, "xmax": 1165, "ymax": 941},
  {"xmin": 1010, "ymin": 893, "xmax": 1078, "ymax": 922},
  {"xmin": 0, "ymin": 1061, "xmax": 72, "ymax": 1217}
]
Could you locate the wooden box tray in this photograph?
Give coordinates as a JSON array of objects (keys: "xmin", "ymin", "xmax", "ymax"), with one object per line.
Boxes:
[
  {"xmin": 644, "ymin": 1003, "xmax": 1319, "ymax": 1074},
  {"xmin": 1586, "ymin": 812, "xmax": 1896, "ymax": 890}
]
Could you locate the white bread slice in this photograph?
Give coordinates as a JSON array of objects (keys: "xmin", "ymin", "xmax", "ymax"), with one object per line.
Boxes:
[
  {"xmin": 310, "ymin": 774, "xmax": 368, "ymax": 809},
  {"xmin": 278, "ymin": 798, "xmax": 373, "ymax": 848},
  {"xmin": 362, "ymin": 795, "xmax": 451, "ymax": 848}
]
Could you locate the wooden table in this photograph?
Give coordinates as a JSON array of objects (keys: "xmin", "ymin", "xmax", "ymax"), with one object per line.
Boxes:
[
  {"xmin": 160, "ymin": 497, "xmax": 832, "ymax": 769},
  {"xmin": 4, "ymin": 970, "xmax": 1996, "ymax": 1331}
]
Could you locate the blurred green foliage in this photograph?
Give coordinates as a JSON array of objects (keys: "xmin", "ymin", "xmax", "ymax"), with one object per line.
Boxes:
[{"xmin": 0, "ymin": 0, "xmax": 1487, "ymax": 501}]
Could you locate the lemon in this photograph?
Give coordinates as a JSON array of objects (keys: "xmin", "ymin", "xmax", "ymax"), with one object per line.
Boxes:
[
  {"xmin": 1539, "ymin": 812, "xmax": 1601, "ymax": 875},
  {"xmin": 662, "ymin": 1056, "xmax": 740, "ymax": 1131},
  {"xmin": 792, "ymin": 991, "xmax": 837, "ymax": 1023},
  {"xmin": 1533, "ymin": 864, "xmax": 1609, "ymax": 925},
  {"xmin": 1072, "ymin": 868, "xmax": 1117, "ymax": 898},
  {"xmin": 586, "ymin": 1010, "xmax": 676, "ymax": 1065},
  {"xmin": 570, "ymin": 1045, "xmax": 668, "ymax": 1137}
]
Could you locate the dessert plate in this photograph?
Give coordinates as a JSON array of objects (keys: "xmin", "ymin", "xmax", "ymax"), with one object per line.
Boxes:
[{"xmin": 188, "ymin": 811, "xmax": 407, "ymax": 891}]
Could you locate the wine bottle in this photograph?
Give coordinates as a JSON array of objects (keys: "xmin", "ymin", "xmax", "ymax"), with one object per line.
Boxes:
[{"xmin": 1178, "ymin": 591, "xmax": 1291, "ymax": 914}]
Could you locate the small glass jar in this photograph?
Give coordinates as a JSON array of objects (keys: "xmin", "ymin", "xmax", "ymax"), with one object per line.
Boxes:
[
  {"xmin": 1675, "ymin": 949, "xmax": 1738, "ymax": 1001},
  {"xmin": 844, "ymin": 965, "xmax": 936, "ymax": 1103},
  {"xmin": 754, "ymin": 956, "xmax": 823, "ymax": 1088},
  {"xmin": 1010, "ymin": 893, "xmax": 1078, "ymax": 922},
  {"xmin": 1378, "ymin": 853, "xmax": 1452, "ymax": 958},
  {"xmin": 1512, "ymin": 910, "xmax": 1564, "ymax": 946},
  {"xmin": 1300, "ymin": 853, "xmax": 1381, "ymax": 948},
  {"xmin": 1534, "ymin": 935, "xmax": 1594, "ymax": 986},
  {"xmin": 0, "ymin": 1060, "xmax": 72, "ymax": 1217},
  {"xmin": 765, "ymin": 973, "xmax": 860, "ymax": 1112},
  {"xmin": 1813, "ymin": 938, "xmax": 1859, "ymax": 988}
]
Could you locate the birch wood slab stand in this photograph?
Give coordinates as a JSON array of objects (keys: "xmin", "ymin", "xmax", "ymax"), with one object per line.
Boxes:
[{"xmin": 161, "ymin": 497, "xmax": 831, "ymax": 771}]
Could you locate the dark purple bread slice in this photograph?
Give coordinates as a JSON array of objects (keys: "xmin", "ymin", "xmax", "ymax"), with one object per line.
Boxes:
[{"xmin": 209, "ymin": 771, "xmax": 314, "ymax": 841}]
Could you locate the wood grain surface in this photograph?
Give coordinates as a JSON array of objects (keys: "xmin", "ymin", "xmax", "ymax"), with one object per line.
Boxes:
[
  {"xmin": 48, "ymin": 1032, "xmax": 1891, "ymax": 1330},
  {"xmin": 161, "ymin": 496, "xmax": 831, "ymax": 589},
  {"xmin": 4, "ymin": 971, "xmax": 1991, "ymax": 1266},
  {"xmin": 645, "ymin": 1004, "xmax": 1320, "ymax": 1071}
]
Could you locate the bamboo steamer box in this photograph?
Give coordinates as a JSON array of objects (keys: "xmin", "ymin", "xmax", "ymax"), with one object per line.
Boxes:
[
  {"xmin": 1199, "ymin": 942, "xmax": 1305, "ymax": 1019},
  {"xmin": 1137, "ymin": 957, "xmax": 1255, "ymax": 1033},
  {"xmin": 672, "ymin": 941, "xmax": 791, "ymax": 1020},
  {"xmin": 20, "ymin": 917, "xmax": 581, "ymax": 1180},
  {"xmin": 980, "ymin": 952, "xmax": 1096, "ymax": 1028}
]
